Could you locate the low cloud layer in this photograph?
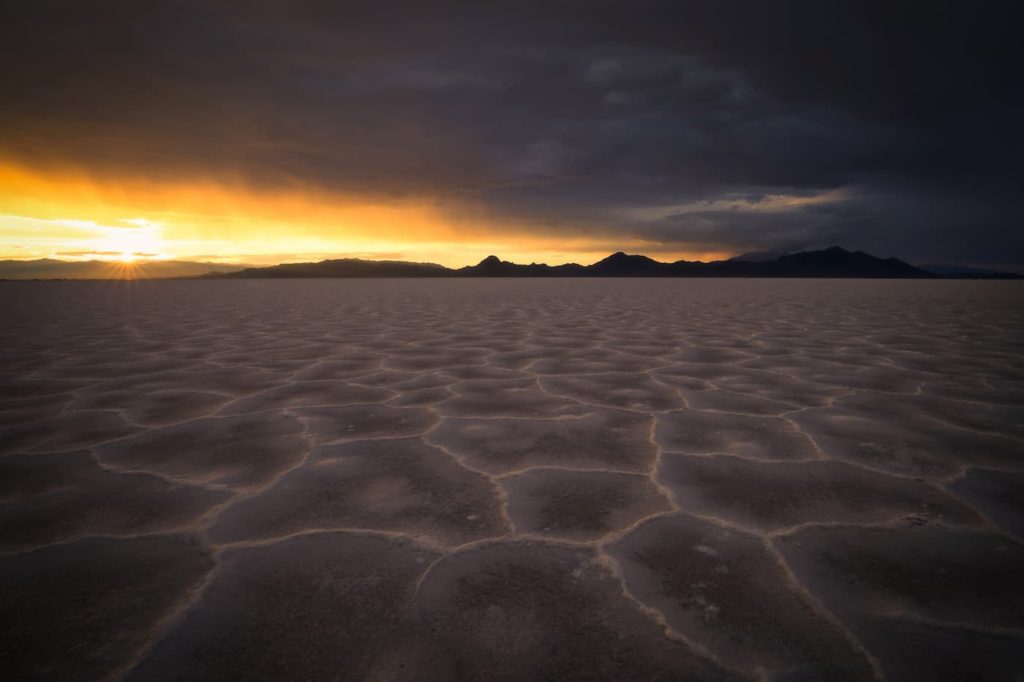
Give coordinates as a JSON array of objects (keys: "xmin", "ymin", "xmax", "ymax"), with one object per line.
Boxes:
[{"xmin": 2, "ymin": 1, "xmax": 1021, "ymax": 265}]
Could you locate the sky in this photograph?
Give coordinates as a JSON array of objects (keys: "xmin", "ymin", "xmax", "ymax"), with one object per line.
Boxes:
[{"xmin": 1, "ymin": 1, "xmax": 1022, "ymax": 268}]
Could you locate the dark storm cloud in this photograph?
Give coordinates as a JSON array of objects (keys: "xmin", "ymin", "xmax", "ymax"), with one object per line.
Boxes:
[{"xmin": 1, "ymin": 1, "xmax": 1022, "ymax": 264}]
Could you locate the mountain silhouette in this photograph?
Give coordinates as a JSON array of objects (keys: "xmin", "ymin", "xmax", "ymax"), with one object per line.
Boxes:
[
  {"xmin": 455, "ymin": 255, "xmax": 585, "ymax": 277},
  {"xmin": 207, "ymin": 246, "xmax": 946, "ymax": 279},
  {"xmin": 5, "ymin": 248, "xmax": 1018, "ymax": 280},
  {"xmin": 587, "ymin": 252, "xmax": 668, "ymax": 276},
  {"xmin": 219, "ymin": 258, "xmax": 449, "ymax": 278},
  {"xmin": 757, "ymin": 246, "xmax": 929, "ymax": 278}
]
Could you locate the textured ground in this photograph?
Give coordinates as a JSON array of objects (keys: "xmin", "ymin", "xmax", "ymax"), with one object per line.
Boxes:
[{"xmin": 1, "ymin": 278, "xmax": 1022, "ymax": 681}]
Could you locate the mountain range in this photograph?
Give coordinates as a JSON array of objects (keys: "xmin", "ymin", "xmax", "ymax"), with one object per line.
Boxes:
[
  {"xmin": 212, "ymin": 247, "xmax": 1020, "ymax": 279},
  {"xmin": 2, "ymin": 247, "xmax": 1020, "ymax": 280}
]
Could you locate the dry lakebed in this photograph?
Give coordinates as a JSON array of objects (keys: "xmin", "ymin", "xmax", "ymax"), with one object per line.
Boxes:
[{"xmin": 1, "ymin": 278, "xmax": 1022, "ymax": 681}]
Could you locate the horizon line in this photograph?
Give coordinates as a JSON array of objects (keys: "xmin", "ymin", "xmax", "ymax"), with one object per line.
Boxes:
[
  {"xmin": 0, "ymin": 245, "xmax": 876, "ymax": 270},
  {"xmin": 2, "ymin": 246, "xmax": 1022, "ymax": 279}
]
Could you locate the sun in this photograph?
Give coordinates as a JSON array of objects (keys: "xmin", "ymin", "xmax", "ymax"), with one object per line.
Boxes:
[{"xmin": 89, "ymin": 217, "xmax": 167, "ymax": 263}]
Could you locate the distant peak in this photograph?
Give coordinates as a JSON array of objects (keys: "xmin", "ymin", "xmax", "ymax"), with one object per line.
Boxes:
[
  {"xmin": 478, "ymin": 255, "xmax": 502, "ymax": 266},
  {"xmin": 822, "ymin": 245, "xmax": 849, "ymax": 254},
  {"xmin": 599, "ymin": 251, "xmax": 644, "ymax": 263}
]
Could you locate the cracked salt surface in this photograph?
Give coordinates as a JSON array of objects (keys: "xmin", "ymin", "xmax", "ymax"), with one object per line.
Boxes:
[{"xmin": 1, "ymin": 278, "xmax": 1022, "ymax": 681}]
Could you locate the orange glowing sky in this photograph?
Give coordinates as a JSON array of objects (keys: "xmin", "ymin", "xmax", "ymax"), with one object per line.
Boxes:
[{"xmin": 0, "ymin": 163, "xmax": 735, "ymax": 268}]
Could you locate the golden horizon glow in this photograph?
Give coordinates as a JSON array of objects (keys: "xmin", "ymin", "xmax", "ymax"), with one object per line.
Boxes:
[{"xmin": 0, "ymin": 162, "xmax": 736, "ymax": 269}]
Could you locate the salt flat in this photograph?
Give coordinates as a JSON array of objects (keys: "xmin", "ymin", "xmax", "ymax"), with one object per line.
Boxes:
[{"xmin": 1, "ymin": 278, "xmax": 1022, "ymax": 681}]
